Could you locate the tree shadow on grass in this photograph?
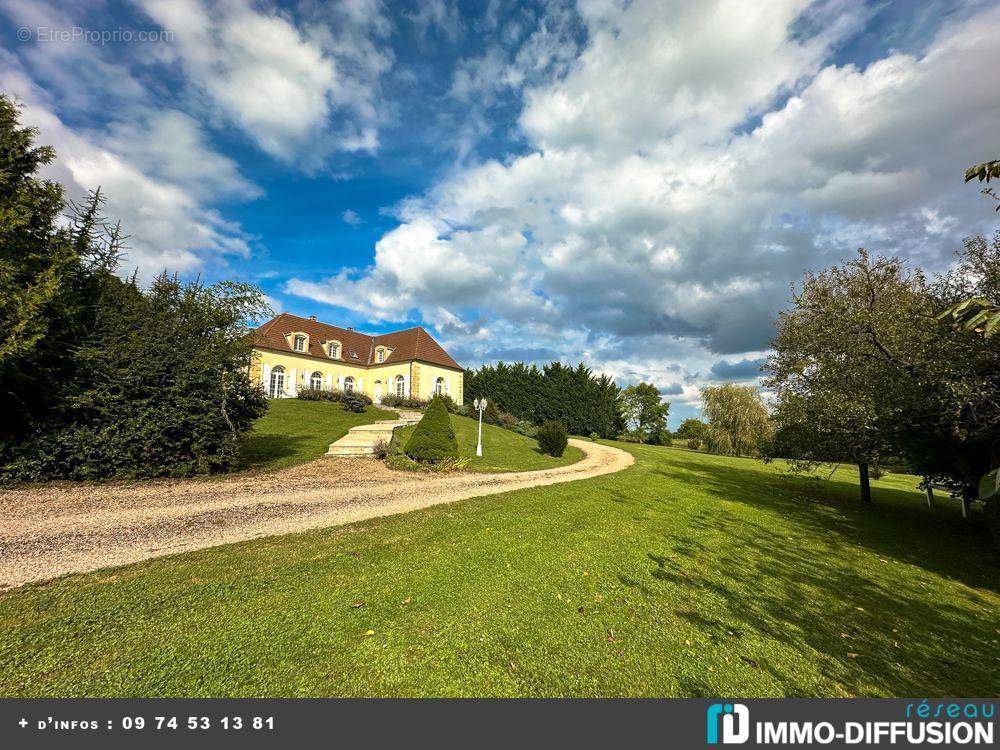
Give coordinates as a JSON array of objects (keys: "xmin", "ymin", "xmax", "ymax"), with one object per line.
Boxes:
[
  {"xmin": 648, "ymin": 454, "xmax": 996, "ymax": 593},
  {"xmin": 648, "ymin": 515, "xmax": 997, "ymax": 695},
  {"xmin": 237, "ymin": 434, "xmax": 312, "ymax": 470},
  {"xmin": 630, "ymin": 452, "xmax": 1000, "ymax": 696}
]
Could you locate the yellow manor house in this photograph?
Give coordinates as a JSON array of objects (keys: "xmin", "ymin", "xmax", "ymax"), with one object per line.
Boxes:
[{"xmin": 250, "ymin": 313, "xmax": 464, "ymax": 405}]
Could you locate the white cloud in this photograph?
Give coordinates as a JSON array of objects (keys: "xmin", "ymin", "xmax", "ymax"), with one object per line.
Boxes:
[
  {"xmin": 287, "ymin": 0, "xmax": 1000, "ymax": 405},
  {"xmin": 0, "ymin": 63, "xmax": 254, "ymax": 277},
  {"xmin": 341, "ymin": 209, "xmax": 363, "ymax": 225},
  {"xmin": 134, "ymin": 0, "xmax": 392, "ymax": 164}
]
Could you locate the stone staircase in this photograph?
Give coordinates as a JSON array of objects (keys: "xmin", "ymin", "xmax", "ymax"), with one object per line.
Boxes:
[{"xmin": 325, "ymin": 410, "xmax": 424, "ymax": 458}]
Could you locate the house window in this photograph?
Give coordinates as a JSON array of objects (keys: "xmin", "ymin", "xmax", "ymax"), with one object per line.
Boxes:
[
  {"xmin": 395, "ymin": 374, "xmax": 405, "ymax": 397},
  {"xmin": 269, "ymin": 366, "xmax": 285, "ymax": 398},
  {"xmin": 310, "ymin": 371, "xmax": 323, "ymax": 390},
  {"xmin": 344, "ymin": 376, "xmax": 355, "ymax": 393},
  {"xmin": 293, "ymin": 335, "xmax": 306, "ymax": 352},
  {"xmin": 328, "ymin": 342, "xmax": 340, "ymax": 358},
  {"xmin": 376, "ymin": 348, "xmax": 385, "ymax": 363},
  {"xmin": 434, "ymin": 377, "xmax": 445, "ymax": 396},
  {"xmin": 348, "ymin": 350, "xmax": 358, "ymax": 359}
]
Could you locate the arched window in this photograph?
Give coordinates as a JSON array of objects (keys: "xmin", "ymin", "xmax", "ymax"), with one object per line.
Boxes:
[
  {"xmin": 343, "ymin": 376, "xmax": 355, "ymax": 393},
  {"xmin": 310, "ymin": 371, "xmax": 323, "ymax": 390},
  {"xmin": 293, "ymin": 334, "xmax": 306, "ymax": 352},
  {"xmin": 269, "ymin": 366, "xmax": 285, "ymax": 398},
  {"xmin": 395, "ymin": 374, "xmax": 405, "ymax": 397},
  {"xmin": 434, "ymin": 377, "xmax": 445, "ymax": 396}
]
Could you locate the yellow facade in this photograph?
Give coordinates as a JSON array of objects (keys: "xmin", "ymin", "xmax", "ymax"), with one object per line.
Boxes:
[
  {"xmin": 250, "ymin": 348, "xmax": 463, "ymax": 405},
  {"xmin": 412, "ymin": 362, "xmax": 464, "ymax": 402}
]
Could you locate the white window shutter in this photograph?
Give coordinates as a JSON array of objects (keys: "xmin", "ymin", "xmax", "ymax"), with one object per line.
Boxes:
[
  {"xmin": 357, "ymin": 377, "xmax": 363, "ymax": 392},
  {"xmin": 261, "ymin": 364, "xmax": 270, "ymax": 388},
  {"xmin": 337, "ymin": 375, "xmax": 344, "ymax": 390},
  {"xmin": 445, "ymin": 378, "xmax": 450, "ymax": 395}
]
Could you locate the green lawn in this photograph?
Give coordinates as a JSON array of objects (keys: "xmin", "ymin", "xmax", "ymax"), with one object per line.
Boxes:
[
  {"xmin": 238, "ymin": 399, "xmax": 397, "ymax": 472},
  {"xmin": 1, "ymin": 443, "xmax": 997, "ymax": 697},
  {"xmin": 394, "ymin": 412, "xmax": 584, "ymax": 472}
]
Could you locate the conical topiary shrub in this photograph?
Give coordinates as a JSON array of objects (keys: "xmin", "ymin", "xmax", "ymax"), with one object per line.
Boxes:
[{"xmin": 404, "ymin": 396, "xmax": 459, "ymax": 463}]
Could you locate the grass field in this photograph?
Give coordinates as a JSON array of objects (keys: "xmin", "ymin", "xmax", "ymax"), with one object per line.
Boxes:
[
  {"xmin": 238, "ymin": 399, "xmax": 396, "ymax": 471},
  {"xmin": 2, "ymin": 442, "xmax": 996, "ymax": 697},
  {"xmin": 393, "ymin": 412, "xmax": 584, "ymax": 472}
]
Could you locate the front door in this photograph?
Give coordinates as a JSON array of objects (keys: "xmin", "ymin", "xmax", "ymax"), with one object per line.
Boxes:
[{"xmin": 374, "ymin": 380, "xmax": 382, "ymax": 403}]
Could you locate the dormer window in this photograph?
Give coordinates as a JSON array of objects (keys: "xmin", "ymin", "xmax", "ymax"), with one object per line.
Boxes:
[
  {"xmin": 376, "ymin": 348, "xmax": 385, "ymax": 363},
  {"xmin": 327, "ymin": 341, "xmax": 341, "ymax": 358},
  {"xmin": 293, "ymin": 335, "xmax": 307, "ymax": 352},
  {"xmin": 348, "ymin": 350, "xmax": 358, "ymax": 359}
]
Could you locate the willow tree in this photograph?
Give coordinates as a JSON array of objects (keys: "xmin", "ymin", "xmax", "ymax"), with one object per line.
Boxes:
[{"xmin": 700, "ymin": 383, "xmax": 772, "ymax": 457}]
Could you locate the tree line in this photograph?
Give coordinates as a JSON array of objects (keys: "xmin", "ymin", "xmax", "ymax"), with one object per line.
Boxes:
[{"xmin": 463, "ymin": 361, "xmax": 625, "ymax": 439}]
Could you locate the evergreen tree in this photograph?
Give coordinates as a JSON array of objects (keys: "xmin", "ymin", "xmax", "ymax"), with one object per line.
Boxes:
[
  {"xmin": 465, "ymin": 359, "xmax": 623, "ymax": 438},
  {"xmin": 0, "ymin": 94, "xmax": 269, "ymax": 482}
]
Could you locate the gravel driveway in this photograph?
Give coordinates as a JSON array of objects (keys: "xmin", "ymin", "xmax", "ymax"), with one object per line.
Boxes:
[{"xmin": 0, "ymin": 439, "xmax": 633, "ymax": 589}]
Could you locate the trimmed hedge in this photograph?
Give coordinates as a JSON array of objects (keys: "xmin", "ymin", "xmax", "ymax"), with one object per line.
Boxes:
[
  {"xmin": 379, "ymin": 394, "xmax": 428, "ymax": 409},
  {"xmin": 404, "ymin": 396, "xmax": 459, "ymax": 463},
  {"xmin": 297, "ymin": 387, "xmax": 343, "ymax": 402},
  {"xmin": 537, "ymin": 420, "xmax": 568, "ymax": 457}
]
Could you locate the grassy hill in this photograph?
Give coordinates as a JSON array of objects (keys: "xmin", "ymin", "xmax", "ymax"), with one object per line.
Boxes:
[
  {"xmin": 239, "ymin": 399, "xmax": 396, "ymax": 472},
  {"xmin": 2, "ymin": 442, "xmax": 996, "ymax": 697},
  {"xmin": 393, "ymin": 412, "xmax": 584, "ymax": 472}
]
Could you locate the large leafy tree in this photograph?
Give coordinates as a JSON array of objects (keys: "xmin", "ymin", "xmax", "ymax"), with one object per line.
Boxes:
[
  {"xmin": 766, "ymin": 245, "xmax": 1000, "ymax": 544},
  {"xmin": 765, "ymin": 251, "xmax": 919, "ymax": 502},
  {"xmin": 700, "ymin": 383, "xmax": 772, "ymax": 457},
  {"xmin": 620, "ymin": 382, "xmax": 670, "ymax": 444},
  {"xmin": 675, "ymin": 418, "xmax": 707, "ymax": 440}
]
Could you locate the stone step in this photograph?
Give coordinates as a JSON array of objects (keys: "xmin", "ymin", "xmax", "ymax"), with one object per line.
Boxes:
[
  {"xmin": 334, "ymin": 436, "xmax": 386, "ymax": 447},
  {"xmin": 326, "ymin": 409, "xmax": 426, "ymax": 457},
  {"xmin": 325, "ymin": 446, "xmax": 374, "ymax": 457}
]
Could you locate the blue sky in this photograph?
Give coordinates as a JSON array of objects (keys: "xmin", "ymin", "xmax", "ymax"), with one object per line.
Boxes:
[{"xmin": 2, "ymin": 0, "xmax": 998, "ymax": 427}]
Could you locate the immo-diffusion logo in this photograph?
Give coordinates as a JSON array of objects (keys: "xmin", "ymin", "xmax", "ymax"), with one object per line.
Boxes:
[{"xmin": 707, "ymin": 703, "xmax": 750, "ymax": 744}]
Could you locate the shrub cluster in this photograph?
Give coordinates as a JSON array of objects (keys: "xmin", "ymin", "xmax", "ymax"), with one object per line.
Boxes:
[
  {"xmin": 404, "ymin": 397, "xmax": 459, "ymax": 463},
  {"xmin": 465, "ymin": 361, "xmax": 624, "ymax": 438},
  {"xmin": 379, "ymin": 394, "xmax": 428, "ymax": 409},
  {"xmin": 3, "ymin": 274, "xmax": 268, "ymax": 482},
  {"xmin": 296, "ymin": 386, "xmax": 343, "ymax": 402},
  {"xmin": 341, "ymin": 391, "xmax": 371, "ymax": 413},
  {"xmin": 372, "ymin": 438, "xmax": 390, "ymax": 460},
  {"xmin": 296, "ymin": 385, "xmax": 371, "ymax": 412},
  {"xmin": 536, "ymin": 420, "xmax": 569, "ymax": 457}
]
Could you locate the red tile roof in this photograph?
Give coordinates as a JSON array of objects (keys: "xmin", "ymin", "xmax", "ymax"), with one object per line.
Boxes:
[{"xmin": 252, "ymin": 313, "xmax": 462, "ymax": 370}]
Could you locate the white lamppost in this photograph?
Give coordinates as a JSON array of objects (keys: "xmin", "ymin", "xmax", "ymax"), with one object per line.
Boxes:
[{"xmin": 474, "ymin": 397, "xmax": 487, "ymax": 457}]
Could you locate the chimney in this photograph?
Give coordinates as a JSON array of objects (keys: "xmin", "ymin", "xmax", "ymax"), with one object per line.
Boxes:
[
  {"xmin": 348, "ymin": 326, "xmax": 354, "ymax": 330},
  {"xmin": 309, "ymin": 315, "xmax": 317, "ymax": 321}
]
